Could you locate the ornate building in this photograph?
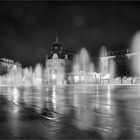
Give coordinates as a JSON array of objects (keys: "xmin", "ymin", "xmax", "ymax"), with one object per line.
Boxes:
[{"xmin": 45, "ymin": 34, "xmax": 74, "ymax": 85}]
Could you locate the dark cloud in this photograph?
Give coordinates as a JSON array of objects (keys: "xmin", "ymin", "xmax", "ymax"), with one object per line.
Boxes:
[
  {"xmin": 11, "ymin": 8, "xmax": 24, "ymax": 20},
  {"xmin": 122, "ymin": 5, "xmax": 140, "ymax": 21}
]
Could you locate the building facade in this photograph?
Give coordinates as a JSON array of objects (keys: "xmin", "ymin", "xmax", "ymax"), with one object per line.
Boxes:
[
  {"xmin": 45, "ymin": 34, "xmax": 73, "ymax": 85},
  {"xmin": 0, "ymin": 58, "xmax": 21, "ymax": 75}
]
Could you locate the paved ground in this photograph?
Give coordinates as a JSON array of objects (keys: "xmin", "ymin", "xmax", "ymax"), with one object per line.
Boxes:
[{"xmin": 0, "ymin": 85, "xmax": 140, "ymax": 139}]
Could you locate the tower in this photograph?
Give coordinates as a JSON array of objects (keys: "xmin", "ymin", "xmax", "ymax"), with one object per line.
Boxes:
[{"xmin": 50, "ymin": 32, "xmax": 63, "ymax": 59}]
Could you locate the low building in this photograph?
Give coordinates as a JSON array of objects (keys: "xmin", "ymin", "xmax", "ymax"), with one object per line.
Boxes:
[{"xmin": 0, "ymin": 58, "xmax": 21, "ymax": 75}]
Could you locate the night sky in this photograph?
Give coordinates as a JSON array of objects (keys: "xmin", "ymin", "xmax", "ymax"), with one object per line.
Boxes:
[{"xmin": 0, "ymin": 1, "xmax": 140, "ymax": 67}]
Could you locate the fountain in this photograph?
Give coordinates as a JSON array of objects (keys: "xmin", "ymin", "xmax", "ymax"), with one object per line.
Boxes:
[
  {"xmin": 99, "ymin": 46, "xmax": 108, "ymax": 75},
  {"xmin": 131, "ymin": 31, "xmax": 140, "ymax": 77},
  {"xmin": 128, "ymin": 31, "xmax": 140, "ymax": 84},
  {"xmin": 23, "ymin": 67, "xmax": 31, "ymax": 87},
  {"xmin": 73, "ymin": 48, "xmax": 94, "ymax": 72},
  {"xmin": 32, "ymin": 63, "xmax": 43, "ymax": 87},
  {"xmin": 109, "ymin": 59, "xmax": 116, "ymax": 79},
  {"xmin": 68, "ymin": 46, "xmax": 117, "ymax": 84},
  {"xmin": 71, "ymin": 47, "xmax": 97, "ymax": 84},
  {"xmin": 99, "ymin": 46, "xmax": 117, "ymax": 84}
]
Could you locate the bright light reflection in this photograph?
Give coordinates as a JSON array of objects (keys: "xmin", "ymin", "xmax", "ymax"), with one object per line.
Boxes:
[
  {"xmin": 106, "ymin": 85, "xmax": 111, "ymax": 112},
  {"xmin": 13, "ymin": 87, "xmax": 19, "ymax": 105},
  {"xmin": 52, "ymin": 85, "xmax": 56, "ymax": 110},
  {"xmin": 95, "ymin": 85, "xmax": 99, "ymax": 109},
  {"xmin": 73, "ymin": 85, "xmax": 95, "ymax": 130}
]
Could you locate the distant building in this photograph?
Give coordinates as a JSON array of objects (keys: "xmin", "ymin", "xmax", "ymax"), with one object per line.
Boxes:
[
  {"xmin": 45, "ymin": 34, "xmax": 74, "ymax": 85},
  {"xmin": 99, "ymin": 49, "xmax": 137, "ymax": 77},
  {"xmin": 0, "ymin": 58, "xmax": 21, "ymax": 75}
]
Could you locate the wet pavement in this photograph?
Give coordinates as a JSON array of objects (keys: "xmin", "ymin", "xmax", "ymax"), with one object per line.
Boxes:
[{"xmin": 0, "ymin": 85, "xmax": 140, "ymax": 139}]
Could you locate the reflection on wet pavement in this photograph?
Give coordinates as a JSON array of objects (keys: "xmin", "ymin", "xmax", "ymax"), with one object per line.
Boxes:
[{"xmin": 0, "ymin": 85, "xmax": 140, "ymax": 139}]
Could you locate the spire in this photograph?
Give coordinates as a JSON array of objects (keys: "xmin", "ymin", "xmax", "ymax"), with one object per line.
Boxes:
[{"xmin": 56, "ymin": 32, "xmax": 59, "ymax": 42}]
